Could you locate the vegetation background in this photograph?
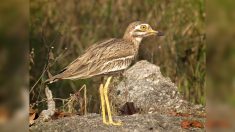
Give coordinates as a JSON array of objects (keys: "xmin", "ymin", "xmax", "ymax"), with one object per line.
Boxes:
[{"xmin": 30, "ymin": 0, "xmax": 205, "ymax": 113}]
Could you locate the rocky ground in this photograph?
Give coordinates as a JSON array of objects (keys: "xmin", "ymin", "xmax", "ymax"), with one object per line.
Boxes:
[
  {"xmin": 30, "ymin": 113, "xmax": 205, "ymax": 132},
  {"xmin": 30, "ymin": 61, "xmax": 205, "ymax": 132}
]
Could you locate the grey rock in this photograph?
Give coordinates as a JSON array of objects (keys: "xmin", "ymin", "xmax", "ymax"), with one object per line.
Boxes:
[{"xmin": 111, "ymin": 60, "xmax": 204, "ymax": 114}]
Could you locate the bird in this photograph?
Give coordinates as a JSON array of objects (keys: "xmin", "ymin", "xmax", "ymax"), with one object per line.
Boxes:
[{"xmin": 46, "ymin": 21, "xmax": 164, "ymax": 125}]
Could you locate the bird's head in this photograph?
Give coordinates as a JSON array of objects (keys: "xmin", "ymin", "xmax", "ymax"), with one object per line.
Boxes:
[{"xmin": 123, "ymin": 21, "xmax": 164, "ymax": 43}]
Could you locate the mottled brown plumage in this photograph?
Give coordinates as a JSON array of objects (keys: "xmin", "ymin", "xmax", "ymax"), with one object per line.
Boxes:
[{"xmin": 46, "ymin": 21, "xmax": 163, "ymax": 83}]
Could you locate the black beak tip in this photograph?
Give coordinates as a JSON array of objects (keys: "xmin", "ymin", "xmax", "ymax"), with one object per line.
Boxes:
[{"xmin": 157, "ymin": 31, "xmax": 164, "ymax": 36}]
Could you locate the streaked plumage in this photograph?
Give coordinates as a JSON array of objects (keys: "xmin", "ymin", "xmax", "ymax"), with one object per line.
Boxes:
[{"xmin": 46, "ymin": 21, "xmax": 163, "ymax": 83}]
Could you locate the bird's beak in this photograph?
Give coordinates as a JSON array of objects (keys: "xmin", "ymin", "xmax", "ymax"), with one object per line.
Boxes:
[{"xmin": 148, "ymin": 29, "xmax": 164, "ymax": 36}]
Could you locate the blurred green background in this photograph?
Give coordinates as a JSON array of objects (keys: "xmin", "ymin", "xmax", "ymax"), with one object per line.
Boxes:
[{"xmin": 30, "ymin": 0, "xmax": 205, "ymax": 112}]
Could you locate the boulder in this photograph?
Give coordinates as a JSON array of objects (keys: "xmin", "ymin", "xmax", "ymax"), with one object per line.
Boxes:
[{"xmin": 111, "ymin": 60, "xmax": 203, "ymax": 114}]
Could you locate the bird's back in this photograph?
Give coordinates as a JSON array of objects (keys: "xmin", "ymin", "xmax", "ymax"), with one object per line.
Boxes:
[{"xmin": 46, "ymin": 38, "xmax": 137, "ymax": 83}]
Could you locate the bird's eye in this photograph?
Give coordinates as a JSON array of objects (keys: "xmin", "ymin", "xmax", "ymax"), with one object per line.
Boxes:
[{"xmin": 140, "ymin": 25, "xmax": 147, "ymax": 31}]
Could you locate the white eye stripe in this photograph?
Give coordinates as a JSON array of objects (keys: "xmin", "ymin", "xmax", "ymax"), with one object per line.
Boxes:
[
  {"xmin": 130, "ymin": 24, "xmax": 151, "ymax": 37},
  {"xmin": 134, "ymin": 24, "xmax": 149, "ymax": 30}
]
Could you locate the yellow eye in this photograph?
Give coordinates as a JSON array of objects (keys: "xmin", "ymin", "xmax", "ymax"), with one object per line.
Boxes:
[{"xmin": 140, "ymin": 25, "xmax": 147, "ymax": 31}]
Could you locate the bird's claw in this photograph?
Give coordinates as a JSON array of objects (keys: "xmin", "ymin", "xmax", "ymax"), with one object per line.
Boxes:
[{"xmin": 103, "ymin": 121, "xmax": 122, "ymax": 126}]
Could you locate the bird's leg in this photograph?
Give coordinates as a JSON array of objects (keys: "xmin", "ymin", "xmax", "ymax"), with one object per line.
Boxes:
[
  {"xmin": 103, "ymin": 76, "xmax": 122, "ymax": 126},
  {"xmin": 99, "ymin": 84, "xmax": 108, "ymax": 125}
]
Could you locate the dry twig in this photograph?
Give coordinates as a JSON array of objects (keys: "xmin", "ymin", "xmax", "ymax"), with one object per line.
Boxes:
[{"xmin": 40, "ymin": 86, "xmax": 55, "ymax": 121}]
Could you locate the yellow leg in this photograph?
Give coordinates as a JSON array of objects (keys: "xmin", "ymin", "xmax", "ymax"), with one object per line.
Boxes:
[
  {"xmin": 103, "ymin": 76, "xmax": 122, "ymax": 126},
  {"xmin": 99, "ymin": 84, "xmax": 108, "ymax": 124}
]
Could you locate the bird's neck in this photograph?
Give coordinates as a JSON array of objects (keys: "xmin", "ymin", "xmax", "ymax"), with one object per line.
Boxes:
[
  {"xmin": 123, "ymin": 35, "xmax": 142, "ymax": 59},
  {"xmin": 123, "ymin": 35, "xmax": 142, "ymax": 46},
  {"xmin": 132, "ymin": 37, "xmax": 143, "ymax": 45}
]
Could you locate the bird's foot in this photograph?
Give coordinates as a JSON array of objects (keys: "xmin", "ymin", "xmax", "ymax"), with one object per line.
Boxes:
[
  {"xmin": 103, "ymin": 120, "xmax": 109, "ymax": 125},
  {"xmin": 103, "ymin": 120, "xmax": 122, "ymax": 126},
  {"xmin": 109, "ymin": 121, "xmax": 122, "ymax": 126}
]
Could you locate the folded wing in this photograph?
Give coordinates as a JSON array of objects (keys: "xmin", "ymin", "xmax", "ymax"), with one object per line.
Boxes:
[{"xmin": 46, "ymin": 38, "xmax": 135, "ymax": 82}]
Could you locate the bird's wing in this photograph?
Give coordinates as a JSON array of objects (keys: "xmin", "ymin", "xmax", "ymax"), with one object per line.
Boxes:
[
  {"xmin": 95, "ymin": 40, "xmax": 136, "ymax": 74},
  {"xmin": 50, "ymin": 38, "xmax": 136, "ymax": 80},
  {"xmin": 65, "ymin": 38, "xmax": 116, "ymax": 68}
]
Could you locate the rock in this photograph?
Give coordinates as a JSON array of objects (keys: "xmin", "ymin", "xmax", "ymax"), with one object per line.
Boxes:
[{"xmin": 111, "ymin": 60, "xmax": 204, "ymax": 114}]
